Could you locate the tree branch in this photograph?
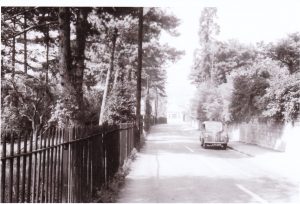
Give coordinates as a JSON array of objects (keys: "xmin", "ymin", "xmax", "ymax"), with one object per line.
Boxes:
[
  {"xmin": 5, "ymin": 21, "xmax": 58, "ymax": 39},
  {"xmin": 19, "ymin": 112, "xmax": 33, "ymax": 122},
  {"xmin": 15, "ymin": 59, "xmax": 43, "ymax": 72},
  {"xmin": 3, "ymin": 7, "xmax": 39, "ymax": 22}
]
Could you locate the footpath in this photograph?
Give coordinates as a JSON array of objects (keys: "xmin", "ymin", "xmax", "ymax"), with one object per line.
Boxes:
[{"xmin": 228, "ymin": 141, "xmax": 300, "ymax": 183}]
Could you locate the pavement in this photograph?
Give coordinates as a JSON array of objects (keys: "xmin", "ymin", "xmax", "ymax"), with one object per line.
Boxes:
[
  {"xmin": 227, "ymin": 141, "xmax": 280, "ymax": 157},
  {"xmin": 117, "ymin": 123, "xmax": 300, "ymax": 203},
  {"xmin": 228, "ymin": 141, "xmax": 300, "ymax": 184}
]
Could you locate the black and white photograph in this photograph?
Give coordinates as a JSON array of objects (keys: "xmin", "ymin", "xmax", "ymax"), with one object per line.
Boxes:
[{"xmin": 0, "ymin": 0, "xmax": 300, "ymax": 203}]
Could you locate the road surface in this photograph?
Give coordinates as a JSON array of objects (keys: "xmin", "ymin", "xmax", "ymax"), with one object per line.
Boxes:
[{"xmin": 117, "ymin": 123, "xmax": 299, "ymax": 203}]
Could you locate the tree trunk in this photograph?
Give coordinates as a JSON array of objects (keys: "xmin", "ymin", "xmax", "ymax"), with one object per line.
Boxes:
[
  {"xmin": 24, "ymin": 13, "xmax": 27, "ymax": 74},
  {"xmin": 12, "ymin": 17, "xmax": 16, "ymax": 79},
  {"xmin": 112, "ymin": 66, "xmax": 119, "ymax": 91},
  {"xmin": 58, "ymin": 7, "xmax": 73, "ymax": 126},
  {"xmin": 99, "ymin": 27, "xmax": 118, "ymax": 125},
  {"xmin": 155, "ymin": 87, "xmax": 158, "ymax": 123},
  {"xmin": 58, "ymin": 8, "xmax": 90, "ymax": 126},
  {"xmin": 45, "ymin": 25, "xmax": 49, "ymax": 84},
  {"xmin": 144, "ymin": 76, "xmax": 150, "ymax": 132},
  {"xmin": 59, "ymin": 7, "xmax": 71, "ymax": 81},
  {"xmin": 73, "ymin": 8, "xmax": 89, "ymax": 121},
  {"xmin": 135, "ymin": 7, "xmax": 143, "ymax": 147}
]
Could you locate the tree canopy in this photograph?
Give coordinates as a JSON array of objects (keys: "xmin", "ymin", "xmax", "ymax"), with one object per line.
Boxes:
[
  {"xmin": 190, "ymin": 8, "xmax": 300, "ymax": 124},
  {"xmin": 1, "ymin": 7, "xmax": 183, "ymax": 133}
]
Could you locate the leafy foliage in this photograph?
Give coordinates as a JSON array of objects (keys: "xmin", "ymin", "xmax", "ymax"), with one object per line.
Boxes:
[
  {"xmin": 190, "ymin": 8, "xmax": 299, "ymax": 124},
  {"xmin": 1, "ymin": 7, "xmax": 182, "ymax": 132},
  {"xmin": 230, "ymin": 74, "xmax": 269, "ymax": 122},
  {"xmin": 1, "ymin": 75, "xmax": 54, "ymax": 132},
  {"xmin": 262, "ymin": 72, "xmax": 300, "ymax": 122},
  {"xmin": 190, "ymin": 7, "xmax": 220, "ymax": 85},
  {"xmin": 103, "ymin": 82, "xmax": 136, "ymax": 124},
  {"xmin": 267, "ymin": 32, "xmax": 300, "ymax": 74}
]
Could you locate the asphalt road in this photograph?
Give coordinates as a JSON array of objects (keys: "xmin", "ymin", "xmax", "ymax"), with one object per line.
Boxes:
[{"xmin": 117, "ymin": 123, "xmax": 299, "ymax": 203}]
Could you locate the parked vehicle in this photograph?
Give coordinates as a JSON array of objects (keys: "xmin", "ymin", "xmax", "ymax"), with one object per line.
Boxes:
[{"xmin": 200, "ymin": 121, "xmax": 229, "ymax": 149}]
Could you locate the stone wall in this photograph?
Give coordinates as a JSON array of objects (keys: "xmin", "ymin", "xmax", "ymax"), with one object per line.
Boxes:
[{"xmin": 228, "ymin": 121, "xmax": 300, "ymax": 152}]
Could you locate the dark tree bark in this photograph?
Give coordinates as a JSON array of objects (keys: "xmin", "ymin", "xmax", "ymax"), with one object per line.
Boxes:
[
  {"xmin": 58, "ymin": 7, "xmax": 91, "ymax": 126},
  {"xmin": 136, "ymin": 7, "xmax": 143, "ymax": 147},
  {"xmin": 58, "ymin": 7, "xmax": 74, "ymax": 125},
  {"xmin": 58, "ymin": 7, "xmax": 71, "ymax": 85},
  {"xmin": 45, "ymin": 25, "xmax": 49, "ymax": 83},
  {"xmin": 24, "ymin": 13, "xmax": 28, "ymax": 74},
  {"xmin": 73, "ymin": 8, "xmax": 89, "ymax": 120},
  {"xmin": 12, "ymin": 17, "xmax": 16, "ymax": 79}
]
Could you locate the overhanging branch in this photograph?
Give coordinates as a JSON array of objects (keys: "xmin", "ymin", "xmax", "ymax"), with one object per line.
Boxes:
[{"xmin": 5, "ymin": 21, "xmax": 58, "ymax": 40}]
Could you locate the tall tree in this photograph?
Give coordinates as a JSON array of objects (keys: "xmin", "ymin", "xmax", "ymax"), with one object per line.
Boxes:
[
  {"xmin": 12, "ymin": 17, "xmax": 16, "ymax": 79},
  {"xmin": 99, "ymin": 27, "xmax": 118, "ymax": 125},
  {"xmin": 23, "ymin": 12, "xmax": 28, "ymax": 74},
  {"xmin": 136, "ymin": 7, "xmax": 143, "ymax": 142},
  {"xmin": 73, "ymin": 8, "xmax": 90, "ymax": 121},
  {"xmin": 52, "ymin": 7, "xmax": 92, "ymax": 126},
  {"xmin": 190, "ymin": 7, "xmax": 220, "ymax": 85},
  {"xmin": 95, "ymin": 7, "xmax": 138, "ymax": 125},
  {"xmin": 57, "ymin": 7, "xmax": 74, "ymax": 126}
]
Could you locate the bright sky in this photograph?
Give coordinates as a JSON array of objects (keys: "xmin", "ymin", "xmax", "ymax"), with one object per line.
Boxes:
[{"xmin": 162, "ymin": 0, "xmax": 300, "ymax": 108}]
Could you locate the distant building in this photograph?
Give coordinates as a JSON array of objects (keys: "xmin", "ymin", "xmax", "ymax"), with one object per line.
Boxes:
[{"xmin": 167, "ymin": 103, "xmax": 185, "ymax": 124}]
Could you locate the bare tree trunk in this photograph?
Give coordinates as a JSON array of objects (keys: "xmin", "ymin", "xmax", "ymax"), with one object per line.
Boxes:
[
  {"xmin": 135, "ymin": 7, "xmax": 143, "ymax": 147},
  {"xmin": 58, "ymin": 7, "xmax": 71, "ymax": 87},
  {"xmin": 24, "ymin": 13, "xmax": 27, "ymax": 75},
  {"xmin": 58, "ymin": 8, "xmax": 90, "ymax": 126},
  {"xmin": 45, "ymin": 25, "xmax": 49, "ymax": 84},
  {"xmin": 12, "ymin": 17, "xmax": 16, "ymax": 79},
  {"xmin": 73, "ymin": 8, "xmax": 89, "ymax": 122},
  {"xmin": 155, "ymin": 87, "xmax": 158, "ymax": 123},
  {"xmin": 1, "ymin": 56, "xmax": 4, "ymax": 78},
  {"xmin": 99, "ymin": 28, "xmax": 118, "ymax": 125},
  {"xmin": 112, "ymin": 66, "xmax": 119, "ymax": 91},
  {"xmin": 58, "ymin": 7, "xmax": 72, "ymax": 126}
]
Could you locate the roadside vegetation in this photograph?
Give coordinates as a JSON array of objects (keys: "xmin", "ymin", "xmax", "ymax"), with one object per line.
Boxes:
[
  {"xmin": 190, "ymin": 7, "xmax": 300, "ymax": 124},
  {"xmin": 1, "ymin": 7, "xmax": 183, "ymax": 202},
  {"xmin": 1, "ymin": 7, "xmax": 183, "ymax": 133}
]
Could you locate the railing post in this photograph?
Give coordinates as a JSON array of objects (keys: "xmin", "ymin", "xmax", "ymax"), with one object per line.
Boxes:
[
  {"xmin": 125, "ymin": 124, "xmax": 129, "ymax": 158},
  {"xmin": 27, "ymin": 131, "xmax": 33, "ymax": 202},
  {"xmin": 9, "ymin": 131, "xmax": 14, "ymax": 203},
  {"xmin": 62, "ymin": 128, "xmax": 69, "ymax": 203},
  {"xmin": 119, "ymin": 124, "xmax": 122, "ymax": 167},
  {"xmin": 1, "ymin": 132, "xmax": 7, "ymax": 203}
]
